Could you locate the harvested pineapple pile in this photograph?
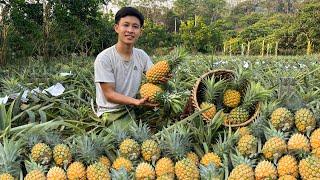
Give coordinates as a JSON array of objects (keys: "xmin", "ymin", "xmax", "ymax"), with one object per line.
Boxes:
[{"xmin": 0, "ymin": 53, "xmax": 319, "ymax": 179}]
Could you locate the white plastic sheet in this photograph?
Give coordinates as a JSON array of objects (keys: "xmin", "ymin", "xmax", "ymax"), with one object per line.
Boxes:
[{"xmin": 42, "ymin": 83, "xmax": 65, "ymax": 96}]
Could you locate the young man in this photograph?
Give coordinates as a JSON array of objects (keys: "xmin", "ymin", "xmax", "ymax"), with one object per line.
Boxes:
[{"xmin": 94, "ymin": 7, "xmax": 153, "ymax": 127}]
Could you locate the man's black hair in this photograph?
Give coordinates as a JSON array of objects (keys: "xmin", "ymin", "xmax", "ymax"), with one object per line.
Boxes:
[{"xmin": 115, "ymin": 7, "xmax": 144, "ymax": 27}]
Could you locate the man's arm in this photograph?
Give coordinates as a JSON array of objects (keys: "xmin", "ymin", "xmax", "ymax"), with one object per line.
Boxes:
[{"xmin": 100, "ymin": 82, "xmax": 146, "ymax": 106}]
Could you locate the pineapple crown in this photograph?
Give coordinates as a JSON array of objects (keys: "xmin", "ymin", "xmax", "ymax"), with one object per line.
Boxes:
[
  {"xmin": 242, "ymin": 82, "xmax": 272, "ymax": 109},
  {"xmin": 110, "ymin": 167, "xmax": 132, "ymax": 180},
  {"xmin": 212, "ymin": 130, "xmax": 238, "ymax": 158},
  {"xmin": 230, "ymin": 150, "xmax": 256, "ymax": 168},
  {"xmin": 264, "ymin": 123, "xmax": 289, "ymax": 140},
  {"xmin": 199, "ymin": 163, "xmax": 224, "ymax": 180},
  {"xmin": 203, "ymin": 76, "xmax": 227, "ymax": 103},
  {"xmin": 24, "ymin": 159, "xmax": 46, "ymax": 173},
  {"xmin": 231, "ymin": 63, "xmax": 252, "ymax": 90},
  {"xmin": 165, "ymin": 46, "xmax": 187, "ymax": 68},
  {"xmin": 129, "ymin": 121, "xmax": 151, "ymax": 144},
  {"xmin": 0, "ymin": 137, "xmax": 24, "ymax": 176},
  {"xmin": 107, "ymin": 124, "xmax": 129, "ymax": 146}
]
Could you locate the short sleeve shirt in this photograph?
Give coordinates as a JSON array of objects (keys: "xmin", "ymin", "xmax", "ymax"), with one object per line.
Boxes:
[{"xmin": 94, "ymin": 45, "xmax": 153, "ymax": 116}]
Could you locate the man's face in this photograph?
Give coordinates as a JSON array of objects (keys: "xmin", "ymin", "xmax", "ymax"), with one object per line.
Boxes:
[{"xmin": 115, "ymin": 16, "xmax": 142, "ymax": 45}]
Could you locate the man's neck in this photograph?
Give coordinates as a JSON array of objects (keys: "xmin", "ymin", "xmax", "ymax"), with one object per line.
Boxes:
[{"xmin": 115, "ymin": 42, "xmax": 133, "ymax": 60}]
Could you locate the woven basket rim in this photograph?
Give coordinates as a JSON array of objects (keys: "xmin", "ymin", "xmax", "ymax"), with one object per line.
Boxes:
[{"xmin": 191, "ymin": 69, "xmax": 261, "ymax": 127}]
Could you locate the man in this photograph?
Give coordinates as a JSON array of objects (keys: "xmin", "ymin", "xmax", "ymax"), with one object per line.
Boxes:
[{"xmin": 94, "ymin": 7, "xmax": 153, "ymax": 128}]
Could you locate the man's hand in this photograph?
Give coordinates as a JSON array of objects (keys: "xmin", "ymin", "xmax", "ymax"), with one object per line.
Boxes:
[
  {"xmin": 159, "ymin": 74, "xmax": 173, "ymax": 84},
  {"xmin": 134, "ymin": 97, "xmax": 159, "ymax": 107}
]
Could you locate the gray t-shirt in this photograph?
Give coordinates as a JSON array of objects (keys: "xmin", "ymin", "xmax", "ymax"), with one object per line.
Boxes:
[{"xmin": 94, "ymin": 45, "xmax": 153, "ymax": 117}]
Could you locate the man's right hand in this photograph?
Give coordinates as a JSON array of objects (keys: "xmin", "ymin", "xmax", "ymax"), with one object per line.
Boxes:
[{"xmin": 134, "ymin": 97, "xmax": 148, "ymax": 106}]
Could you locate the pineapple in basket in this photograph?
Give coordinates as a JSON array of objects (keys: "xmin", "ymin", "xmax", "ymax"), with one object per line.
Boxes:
[
  {"xmin": 226, "ymin": 81, "xmax": 271, "ymax": 125},
  {"xmin": 200, "ymin": 76, "xmax": 226, "ymax": 121},
  {"xmin": 146, "ymin": 46, "xmax": 187, "ymax": 84}
]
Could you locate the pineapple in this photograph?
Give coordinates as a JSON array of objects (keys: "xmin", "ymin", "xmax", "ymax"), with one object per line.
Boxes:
[
  {"xmin": 146, "ymin": 47, "xmax": 186, "ymax": 83},
  {"xmin": 295, "ymin": 108, "xmax": 316, "ymax": 133},
  {"xmin": 255, "ymin": 160, "xmax": 277, "ymax": 180},
  {"xmin": 238, "ymin": 127, "xmax": 251, "ymax": 137},
  {"xmin": 270, "ymin": 107, "xmax": 294, "ymax": 131},
  {"xmin": 278, "ymin": 175, "xmax": 297, "ymax": 180},
  {"xmin": 25, "ymin": 169, "xmax": 46, "ymax": 180},
  {"xmin": 47, "ymin": 166, "xmax": 67, "ymax": 180},
  {"xmin": 299, "ymin": 156, "xmax": 320, "ymax": 179},
  {"xmin": 141, "ymin": 139, "xmax": 161, "ymax": 162},
  {"xmin": 155, "ymin": 157, "xmax": 175, "ymax": 178},
  {"xmin": 67, "ymin": 161, "xmax": 86, "ymax": 180},
  {"xmin": 186, "ymin": 152, "xmax": 199, "ymax": 166},
  {"xmin": 31, "ymin": 143, "xmax": 52, "ymax": 165},
  {"xmin": 262, "ymin": 127, "xmax": 287, "ymax": 161},
  {"xmin": 310, "ymin": 128, "xmax": 320, "ymax": 149},
  {"xmin": 135, "ymin": 162, "xmax": 156, "ymax": 180},
  {"xmin": 226, "ymin": 82, "xmax": 270, "ymax": 125},
  {"xmin": 277, "ymin": 155, "xmax": 298, "ymax": 177},
  {"xmin": 140, "ymin": 83, "xmax": 163, "ymax": 103},
  {"xmin": 175, "ymin": 158, "xmax": 200, "ymax": 180},
  {"xmin": 200, "ymin": 77, "xmax": 226, "ymax": 121},
  {"xmin": 112, "ymin": 157, "xmax": 133, "ymax": 172},
  {"xmin": 156, "ymin": 173, "xmax": 175, "ymax": 180},
  {"xmin": 237, "ymin": 134, "xmax": 257, "ymax": 156},
  {"xmin": 99, "ymin": 155, "xmax": 111, "ymax": 169},
  {"xmin": 119, "ymin": 138, "xmax": 140, "ymax": 160},
  {"xmin": 53, "ymin": 144, "xmax": 72, "ymax": 167},
  {"xmin": 312, "ymin": 148, "xmax": 320, "ymax": 158},
  {"xmin": 223, "ymin": 89, "xmax": 241, "ymax": 108},
  {"xmin": 228, "ymin": 153, "xmax": 255, "ymax": 180},
  {"xmin": 288, "ymin": 133, "xmax": 310, "ymax": 153},
  {"xmin": 200, "ymin": 152, "xmax": 222, "ymax": 167},
  {"xmin": 0, "ymin": 173, "xmax": 14, "ymax": 180},
  {"xmin": 86, "ymin": 162, "xmax": 110, "ymax": 180}
]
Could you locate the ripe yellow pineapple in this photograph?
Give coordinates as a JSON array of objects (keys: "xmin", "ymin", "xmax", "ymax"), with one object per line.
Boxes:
[
  {"xmin": 155, "ymin": 157, "xmax": 175, "ymax": 178},
  {"xmin": 112, "ymin": 157, "xmax": 133, "ymax": 172},
  {"xmin": 99, "ymin": 155, "xmax": 111, "ymax": 169},
  {"xmin": 262, "ymin": 128, "xmax": 287, "ymax": 160},
  {"xmin": 200, "ymin": 152, "xmax": 222, "ymax": 167},
  {"xmin": 270, "ymin": 107, "xmax": 294, "ymax": 131},
  {"xmin": 25, "ymin": 169, "xmax": 46, "ymax": 180},
  {"xmin": 277, "ymin": 155, "xmax": 298, "ymax": 177},
  {"xmin": 0, "ymin": 173, "xmax": 14, "ymax": 180},
  {"xmin": 200, "ymin": 102, "xmax": 217, "ymax": 121},
  {"xmin": 299, "ymin": 156, "xmax": 320, "ymax": 180},
  {"xmin": 255, "ymin": 160, "xmax": 277, "ymax": 180},
  {"xmin": 237, "ymin": 134, "xmax": 257, "ymax": 156},
  {"xmin": 223, "ymin": 89, "xmax": 241, "ymax": 108},
  {"xmin": 119, "ymin": 138, "xmax": 140, "ymax": 160},
  {"xmin": 228, "ymin": 164, "xmax": 254, "ymax": 180},
  {"xmin": 278, "ymin": 175, "xmax": 297, "ymax": 180},
  {"xmin": 156, "ymin": 173, "xmax": 175, "ymax": 180},
  {"xmin": 238, "ymin": 126, "xmax": 251, "ymax": 137},
  {"xmin": 87, "ymin": 162, "xmax": 110, "ymax": 180},
  {"xmin": 47, "ymin": 166, "xmax": 67, "ymax": 180},
  {"xmin": 146, "ymin": 47, "xmax": 186, "ymax": 83},
  {"xmin": 135, "ymin": 162, "xmax": 155, "ymax": 180},
  {"xmin": 310, "ymin": 128, "xmax": 320, "ymax": 149},
  {"xmin": 295, "ymin": 108, "xmax": 316, "ymax": 133},
  {"xmin": 312, "ymin": 148, "xmax": 320, "ymax": 158},
  {"xmin": 186, "ymin": 152, "xmax": 199, "ymax": 166},
  {"xmin": 288, "ymin": 133, "xmax": 310, "ymax": 153},
  {"xmin": 140, "ymin": 83, "xmax": 163, "ymax": 103},
  {"xmin": 53, "ymin": 144, "xmax": 72, "ymax": 167},
  {"xmin": 66, "ymin": 161, "xmax": 86, "ymax": 180},
  {"xmin": 31, "ymin": 143, "xmax": 52, "ymax": 165},
  {"xmin": 175, "ymin": 158, "xmax": 199, "ymax": 180},
  {"xmin": 141, "ymin": 139, "xmax": 161, "ymax": 162}
]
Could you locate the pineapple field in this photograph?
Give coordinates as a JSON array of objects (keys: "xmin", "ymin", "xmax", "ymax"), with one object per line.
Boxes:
[{"xmin": 0, "ymin": 52, "xmax": 320, "ymax": 180}]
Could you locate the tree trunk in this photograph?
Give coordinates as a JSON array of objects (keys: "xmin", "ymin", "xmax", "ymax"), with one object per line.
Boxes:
[
  {"xmin": 0, "ymin": 4, "xmax": 10, "ymax": 65},
  {"xmin": 43, "ymin": 1, "xmax": 51, "ymax": 60}
]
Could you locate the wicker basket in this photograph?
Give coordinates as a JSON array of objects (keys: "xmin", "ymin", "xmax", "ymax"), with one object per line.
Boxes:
[{"xmin": 191, "ymin": 69, "xmax": 261, "ymax": 127}]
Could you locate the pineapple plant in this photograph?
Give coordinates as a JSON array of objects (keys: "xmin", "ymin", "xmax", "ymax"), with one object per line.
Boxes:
[
  {"xmin": 226, "ymin": 82, "xmax": 270, "ymax": 125},
  {"xmin": 228, "ymin": 153, "xmax": 255, "ymax": 180},
  {"xmin": 140, "ymin": 83, "xmax": 163, "ymax": 103},
  {"xmin": 261, "ymin": 126, "xmax": 287, "ymax": 161},
  {"xmin": 141, "ymin": 139, "xmax": 161, "ymax": 162},
  {"xmin": 287, "ymin": 133, "xmax": 310, "ymax": 153},
  {"xmin": 53, "ymin": 144, "xmax": 72, "ymax": 167},
  {"xmin": 200, "ymin": 77, "xmax": 226, "ymax": 121},
  {"xmin": 299, "ymin": 155, "xmax": 320, "ymax": 179},
  {"xmin": 310, "ymin": 128, "xmax": 320, "ymax": 149},
  {"xmin": 236, "ymin": 134, "xmax": 257, "ymax": 156},
  {"xmin": 175, "ymin": 158, "xmax": 200, "ymax": 180},
  {"xmin": 295, "ymin": 108, "xmax": 316, "ymax": 133},
  {"xmin": 47, "ymin": 166, "xmax": 67, "ymax": 180},
  {"xmin": 0, "ymin": 173, "xmax": 14, "ymax": 180},
  {"xmin": 135, "ymin": 162, "xmax": 156, "ymax": 180},
  {"xmin": 146, "ymin": 46, "xmax": 186, "ymax": 84},
  {"xmin": 155, "ymin": 157, "xmax": 175, "ymax": 178},
  {"xmin": 270, "ymin": 107, "xmax": 294, "ymax": 131},
  {"xmin": 66, "ymin": 161, "xmax": 86, "ymax": 180},
  {"xmin": 255, "ymin": 160, "xmax": 278, "ymax": 180},
  {"xmin": 30, "ymin": 143, "xmax": 52, "ymax": 165},
  {"xmin": 87, "ymin": 162, "xmax": 110, "ymax": 180},
  {"xmin": 112, "ymin": 157, "xmax": 133, "ymax": 172},
  {"xmin": 277, "ymin": 155, "xmax": 298, "ymax": 178},
  {"xmin": 119, "ymin": 138, "xmax": 140, "ymax": 160},
  {"xmin": 186, "ymin": 152, "xmax": 199, "ymax": 166}
]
